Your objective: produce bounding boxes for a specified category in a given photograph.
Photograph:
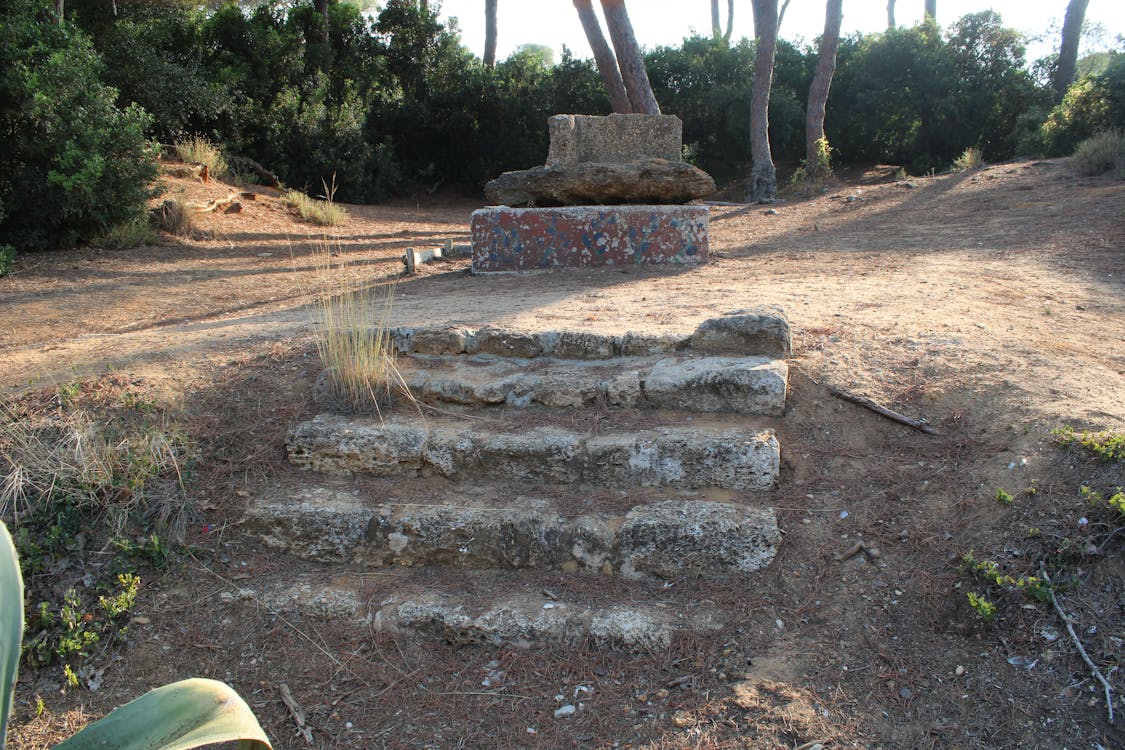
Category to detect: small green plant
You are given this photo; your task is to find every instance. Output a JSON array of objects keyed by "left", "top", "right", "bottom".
[
  {"left": 1080, "top": 484, "right": 1125, "bottom": 516},
  {"left": 1053, "top": 426, "right": 1124, "bottom": 461},
  {"left": 962, "top": 551, "right": 1052, "bottom": 602},
  {"left": 966, "top": 591, "right": 996, "bottom": 622},
  {"left": 284, "top": 189, "right": 347, "bottom": 226},
  {"left": 952, "top": 146, "right": 984, "bottom": 171},
  {"left": 1024, "top": 479, "right": 1039, "bottom": 497},
  {"left": 893, "top": 167, "right": 908, "bottom": 180},
  {"left": 788, "top": 137, "right": 833, "bottom": 191},
  {"left": 173, "top": 136, "right": 227, "bottom": 179},
  {"left": 90, "top": 213, "right": 157, "bottom": 250},
  {"left": 1070, "top": 129, "right": 1125, "bottom": 178},
  {"left": 995, "top": 488, "right": 1013, "bottom": 505},
  {"left": 2, "top": 520, "right": 273, "bottom": 749},
  {"left": 0, "top": 246, "right": 13, "bottom": 276}
]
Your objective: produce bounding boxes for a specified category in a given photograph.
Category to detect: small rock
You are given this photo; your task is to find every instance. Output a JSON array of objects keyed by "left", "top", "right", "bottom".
[
  {"left": 955, "top": 665, "right": 964, "bottom": 676},
  {"left": 764, "top": 208, "right": 779, "bottom": 216},
  {"left": 554, "top": 704, "right": 576, "bottom": 718},
  {"left": 899, "top": 687, "right": 913, "bottom": 700},
  {"left": 671, "top": 710, "right": 694, "bottom": 728}
]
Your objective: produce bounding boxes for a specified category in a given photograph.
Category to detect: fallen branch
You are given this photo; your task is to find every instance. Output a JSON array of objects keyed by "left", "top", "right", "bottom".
[
  {"left": 826, "top": 385, "right": 939, "bottom": 435},
  {"left": 279, "top": 683, "right": 314, "bottom": 745},
  {"left": 228, "top": 155, "right": 280, "bottom": 188},
  {"left": 1040, "top": 569, "right": 1115, "bottom": 725}
]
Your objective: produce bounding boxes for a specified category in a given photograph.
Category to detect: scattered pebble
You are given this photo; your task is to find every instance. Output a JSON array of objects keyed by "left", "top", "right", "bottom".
[
  {"left": 671, "top": 710, "right": 694, "bottom": 728},
  {"left": 554, "top": 704, "right": 576, "bottom": 718},
  {"left": 765, "top": 208, "right": 779, "bottom": 215},
  {"left": 899, "top": 687, "right": 914, "bottom": 700},
  {"left": 955, "top": 665, "right": 965, "bottom": 676}
]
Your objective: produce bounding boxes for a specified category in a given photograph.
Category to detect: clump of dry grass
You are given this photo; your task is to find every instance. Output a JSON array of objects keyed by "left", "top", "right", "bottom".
[
  {"left": 285, "top": 189, "right": 347, "bottom": 226},
  {"left": 1071, "top": 129, "right": 1125, "bottom": 178},
  {"left": 91, "top": 213, "right": 157, "bottom": 249},
  {"left": 150, "top": 198, "right": 197, "bottom": 236},
  {"left": 308, "top": 245, "right": 412, "bottom": 414},
  {"left": 173, "top": 136, "right": 227, "bottom": 178},
  {"left": 0, "top": 392, "right": 193, "bottom": 539}
]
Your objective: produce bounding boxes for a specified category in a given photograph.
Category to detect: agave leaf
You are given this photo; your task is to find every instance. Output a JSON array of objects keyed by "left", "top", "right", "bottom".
[
  {"left": 52, "top": 678, "right": 271, "bottom": 750},
  {"left": 1, "top": 520, "right": 25, "bottom": 748}
]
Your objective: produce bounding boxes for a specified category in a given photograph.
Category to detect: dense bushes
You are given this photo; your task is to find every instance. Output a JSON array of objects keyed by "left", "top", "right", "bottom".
[
  {"left": 0, "top": 0, "right": 158, "bottom": 251},
  {"left": 4, "top": 0, "right": 1122, "bottom": 252}
]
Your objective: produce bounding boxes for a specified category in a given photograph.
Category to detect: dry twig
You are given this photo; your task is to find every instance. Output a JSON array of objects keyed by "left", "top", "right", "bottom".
[{"left": 1040, "top": 569, "right": 1114, "bottom": 725}]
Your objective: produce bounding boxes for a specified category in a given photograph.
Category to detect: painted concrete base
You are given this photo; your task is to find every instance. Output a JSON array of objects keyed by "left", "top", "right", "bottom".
[{"left": 471, "top": 205, "right": 709, "bottom": 273}]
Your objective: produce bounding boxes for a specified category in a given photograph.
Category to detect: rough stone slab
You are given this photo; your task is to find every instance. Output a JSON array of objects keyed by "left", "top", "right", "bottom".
[
  {"left": 691, "top": 306, "right": 793, "bottom": 358},
  {"left": 248, "top": 488, "right": 779, "bottom": 577},
  {"left": 584, "top": 430, "right": 779, "bottom": 490},
  {"left": 373, "top": 592, "right": 722, "bottom": 651},
  {"left": 616, "top": 501, "right": 780, "bottom": 578},
  {"left": 484, "top": 159, "right": 715, "bottom": 207},
  {"left": 288, "top": 416, "right": 779, "bottom": 490},
  {"left": 642, "top": 356, "right": 788, "bottom": 416},
  {"left": 471, "top": 205, "right": 708, "bottom": 274},
  {"left": 546, "top": 114, "right": 683, "bottom": 165}
]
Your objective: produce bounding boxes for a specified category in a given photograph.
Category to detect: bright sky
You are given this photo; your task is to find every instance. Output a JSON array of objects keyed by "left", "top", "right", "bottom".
[{"left": 437, "top": 0, "right": 1123, "bottom": 64}]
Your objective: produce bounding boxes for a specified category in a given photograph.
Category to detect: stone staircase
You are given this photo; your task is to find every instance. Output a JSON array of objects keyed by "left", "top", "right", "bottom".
[{"left": 243, "top": 307, "right": 792, "bottom": 651}]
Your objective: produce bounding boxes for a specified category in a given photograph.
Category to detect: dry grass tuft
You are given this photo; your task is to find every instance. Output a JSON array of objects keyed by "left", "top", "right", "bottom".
[
  {"left": 1071, "top": 129, "right": 1125, "bottom": 178},
  {"left": 952, "top": 146, "right": 984, "bottom": 171},
  {"left": 90, "top": 213, "right": 158, "bottom": 249},
  {"left": 308, "top": 245, "right": 412, "bottom": 415},
  {"left": 285, "top": 189, "right": 348, "bottom": 226},
  {"left": 173, "top": 136, "right": 227, "bottom": 178},
  {"left": 150, "top": 198, "right": 197, "bottom": 236}
]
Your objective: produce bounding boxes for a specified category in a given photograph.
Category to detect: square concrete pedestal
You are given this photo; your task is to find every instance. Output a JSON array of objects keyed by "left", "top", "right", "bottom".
[{"left": 471, "top": 205, "right": 709, "bottom": 274}]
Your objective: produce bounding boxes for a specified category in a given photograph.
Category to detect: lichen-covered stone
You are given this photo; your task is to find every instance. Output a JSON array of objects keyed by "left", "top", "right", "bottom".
[
  {"left": 550, "top": 331, "right": 618, "bottom": 359},
  {"left": 245, "top": 487, "right": 374, "bottom": 561},
  {"left": 286, "top": 416, "right": 427, "bottom": 476},
  {"left": 472, "top": 205, "right": 709, "bottom": 274},
  {"left": 408, "top": 327, "right": 471, "bottom": 355},
  {"left": 469, "top": 326, "right": 544, "bottom": 358},
  {"left": 690, "top": 306, "right": 793, "bottom": 357}
]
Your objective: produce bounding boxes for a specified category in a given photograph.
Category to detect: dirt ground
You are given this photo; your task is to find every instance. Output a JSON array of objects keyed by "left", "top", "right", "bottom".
[{"left": 1, "top": 160, "right": 1123, "bottom": 749}]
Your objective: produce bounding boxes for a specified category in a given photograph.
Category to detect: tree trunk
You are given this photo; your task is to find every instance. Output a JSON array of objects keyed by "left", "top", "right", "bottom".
[
  {"left": 712, "top": 0, "right": 721, "bottom": 39},
  {"left": 725, "top": 0, "right": 734, "bottom": 42},
  {"left": 887, "top": 0, "right": 895, "bottom": 28},
  {"left": 1054, "top": 0, "right": 1089, "bottom": 101},
  {"left": 923, "top": 0, "right": 935, "bottom": 21},
  {"left": 777, "top": 0, "right": 791, "bottom": 35},
  {"left": 313, "top": 0, "right": 330, "bottom": 43},
  {"left": 54, "top": 0, "right": 63, "bottom": 23},
  {"left": 806, "top": 0, "right": 842, "bottom": 173},
  {"left": 600, "top": 0, "right": 660, "bottom": 114},
  {"left": 573, "top": 0, "right": 632, "bottom": 113},
  {"left": 748, "top": 0, "right": 778, "bottom": 202},
  {"left": 483, "top": 0, "right": 498, "bottom": 68}
]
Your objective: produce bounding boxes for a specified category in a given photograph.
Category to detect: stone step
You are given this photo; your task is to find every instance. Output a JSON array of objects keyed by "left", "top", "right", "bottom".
[
  {"left": 220, "top": 568, "right": 727, "bottom": 652},
  {"left": 396, "top": 353, "right": 787, "bottom": 416},
  {"left": 391, "top": 307, "right": 792, "bottom": 360},
  {"left": 245, "top": 481, "right": 779, "bottom": 578},
  {"left": 287, "top": 415, "right": 780, "bottom": 491}
]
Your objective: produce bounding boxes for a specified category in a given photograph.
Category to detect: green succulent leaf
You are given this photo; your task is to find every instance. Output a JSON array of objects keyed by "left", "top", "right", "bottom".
[
  {"left": 52, "top": 678, "right": 271, "bottom": 750},
  {"left": 1, "top": 521, "right": 25, "bottom": 747}
]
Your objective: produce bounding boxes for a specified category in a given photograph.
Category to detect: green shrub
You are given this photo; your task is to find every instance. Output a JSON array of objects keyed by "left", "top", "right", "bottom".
[
  {"left": 174, "top": 137, "right": 228, "bottom": 178},
  {"left": 1070, "top": 129, "right": 1125, "bottom": 177},
  {"left": 953, "top": 146, "right": 984, "bottom": 171},
  {"left": 0, "top": 0, "right": 159, "bottom": 251},
  {"left": 1038, "top": 52, "right": 1125, "bottom": 157}
]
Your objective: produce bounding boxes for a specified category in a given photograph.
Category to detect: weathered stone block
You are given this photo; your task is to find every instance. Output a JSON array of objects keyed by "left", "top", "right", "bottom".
[
  {"left": 485, "top": 159, "right": 714, "bottom": 207},
  {"left": 615, "top": 500, "right": 779, "bottom": 578},
  {"left": 643, "top": 357, "right": 788, "bottom": 415},
  {"left": 471, "top": 205, "right": 709, "bottom": 273},
  {"left": 287, "top": 416, "right": 427, "bottom": 476},
  {"left": 407, "top": 326, "right": 470, "bottom": 355},
  {"left": 469, "top": 326, "right": 544, "bottom": 358},
  {"left": 546, "top": 114, "right": 683, "bottom": 165},
  {"left": 690, "top": 306, "right": 793, "bottom": 357}
]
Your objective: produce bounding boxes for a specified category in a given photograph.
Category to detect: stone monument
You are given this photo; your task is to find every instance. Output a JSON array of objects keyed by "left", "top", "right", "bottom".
[{"left": 471, "top": 114, "right": 715, "bottom": 274}]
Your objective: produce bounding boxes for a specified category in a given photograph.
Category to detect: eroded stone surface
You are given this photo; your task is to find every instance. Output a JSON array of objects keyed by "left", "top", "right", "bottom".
[
  {"left": 691, "top": 306, "right": 793, "bottom": 358},
  {"left": 616, "top": 500, "right": 780, "bottom": 578},
  {"left": 288, "top": 417, "right": 779, "bottom": 490},
  {"left": 245, "top": 486, "right": 373, "bottom": 561},
  {"left": 546, "top": 114, "right": 683, "bottom": 165},
  {"left": 484, "top": 159, "right": 715, "bottom": 207},
  {"left": 472, "top": 205, "right": 709, "bottom": 273},
  {"left": 643, "top": 357, "right": 788, "bottom": 416}
]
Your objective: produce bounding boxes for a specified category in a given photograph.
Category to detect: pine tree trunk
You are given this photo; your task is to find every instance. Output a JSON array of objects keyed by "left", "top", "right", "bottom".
[
  {"left": 600, "top": 0, "right": 661, "bottom": 115},
  {"left": 887, "top": 0, "right": 896, "bottom": 28},
  {"left": 55, "top": 0, "right": 64, "bottom": 23},
  {"left": 748, "top": 0, "right": 778, "bottom": 202},
  {"left": 806, "top": 0, "right": 842, "bottom": 172},
  {"left": 924, "top": 0, "right": 936, "bottom": 21},
  {"left": 712, "top": 0, "right": 721, "bottom": 39},
  {"left": 484, "top": 0, "right": 498, "bottom": 68},
  {"left": 1054, "top": 0, "right": 1089, "bottom": 101},
  {"left": 573, "top": 0, "right": 632, "bottom": 113}
]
